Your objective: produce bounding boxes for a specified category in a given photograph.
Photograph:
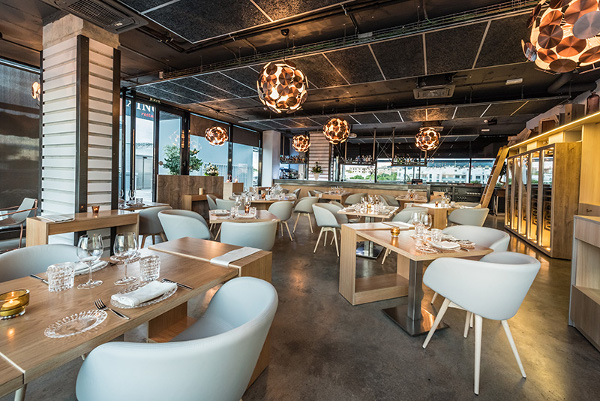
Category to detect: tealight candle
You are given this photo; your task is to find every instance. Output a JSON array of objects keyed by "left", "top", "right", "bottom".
[
  {"left": 2, "top": 299, "right": 20, "bottom": 309},
  {"left": 0, "top": 290, "right": 30, "bottom": 319},
  {"left": 390, "top": 227, "right": 401, "bottom": 238},
  {"left": 91, "top": 205, "right": 100, "bottom": 214}
]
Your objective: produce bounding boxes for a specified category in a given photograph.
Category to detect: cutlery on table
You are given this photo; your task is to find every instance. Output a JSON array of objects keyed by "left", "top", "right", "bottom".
[
  {"left": 94, "top": 298, "right": 129, "bottom": 320},
  {"left": 161, "top": 278, "right": 193, "bottom": 290},
  {"left": 30, "top": 274, "right": 48, "bottom": 285}
]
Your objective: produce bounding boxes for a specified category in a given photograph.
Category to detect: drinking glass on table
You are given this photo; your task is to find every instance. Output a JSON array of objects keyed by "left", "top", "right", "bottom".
[
  {"left": 421, "top": 214, "right": 433, "bottom": 231},
  {"left": 76, "top": 234, "right": 104, "bottom": 289},
  {"left": 113, "top": 232, "right": 138, "bottom": 285}
]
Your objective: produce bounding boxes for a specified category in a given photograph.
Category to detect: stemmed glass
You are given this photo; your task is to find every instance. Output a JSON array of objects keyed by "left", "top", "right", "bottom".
[
  {"left": 77, "top": 234, "right": 104, "bottom": 289},
  {"left": 113, "top": 232, "right": 138, "bottom": 285},
  {"left": 421, "top": 214, "right": 433, "bottom": 231}
]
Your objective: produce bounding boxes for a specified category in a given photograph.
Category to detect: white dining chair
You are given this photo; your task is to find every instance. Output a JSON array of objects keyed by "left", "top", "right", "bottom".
[
  {"left": 292, "top": 197, "right": 318, "bottom": 233},
  {"left": 206, "top": 194, "right": 218, "bottom": 210},
  {"left": 380, "top": 207, "right": 428, "bottom": 264},
  {"left": 158, "top": 210, "right": 211, "bottom": 240},
  {"left": 448, "top": 208, "right": 490, "bottom": 226},
  {"left": 312, "top": 204, "right": 342, "bottom": 256},
  {"left": 456, "top": 202, "right": 481, "bottom": 208},
  {"left": 268, "top": 201, "right": 294, "bottom": 241},
  {"left": 0, "top": 198, "right": 37, "bottom": 248},
  {"left": 380, "top": 194, "right": 399, "bottom": 207},
  {"left": 0, "top": 244, "right": 79, "bottom": 282},
  {"left": 422, "top": 252, "right": 541, "bottom": 395},
  {"left": 292, "top": 188, "right": 301, "bottom": 199},
  {"left": 344, "top": 193, "right": 366, "bottom": 205},
  {"left": 220, "top": 221, "right": 277, "bottom": 251},
  {"left": 216, "top": 198, "right": 236, "bottom": 210},
  {"left": 76, "top": 277, "right": 278, "bottom": 401},
  {"left": 138, "top": 206, "right": 172, "bottom": 247}
]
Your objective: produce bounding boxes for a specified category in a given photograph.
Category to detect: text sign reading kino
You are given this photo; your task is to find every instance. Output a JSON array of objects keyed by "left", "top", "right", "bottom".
[{"left": 126, "top": 99, "right": 155, "bottom": 121}]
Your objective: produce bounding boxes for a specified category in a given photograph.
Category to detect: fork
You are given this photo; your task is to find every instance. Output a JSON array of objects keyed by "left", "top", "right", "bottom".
[
  {"left": 161, "top": 278, "right": 193, "bottom": 290},
  {"left": 94, "top": 299, "right": 129, "bottom": 320}
]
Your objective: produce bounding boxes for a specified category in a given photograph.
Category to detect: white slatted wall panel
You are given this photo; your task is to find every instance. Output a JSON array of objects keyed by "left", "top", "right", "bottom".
[{"left": 309, "top": 132, "right": 330, "bottom": 180}]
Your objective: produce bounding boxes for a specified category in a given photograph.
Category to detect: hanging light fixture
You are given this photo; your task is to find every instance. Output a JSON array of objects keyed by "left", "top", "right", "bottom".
[
  {"left": 323, "top": 118, "right": 349, "bottom": 144},
  {"left": 415, "top": 127, "right": 440, "bottom": 151},
  {"left": 31, "top": 82, "right": 40, "bottom": 100},
  {"left": 292, "top": 134, "right": 310, "bottom": 152},
  {"left": 257, "top": 60, "right": 308, "bottom": 114},
  {"left": 205, "top": 126, "right": 228, "bottom": 146},
  {"left": 524, "top": 0, "right": 600, "bottom": 73}
]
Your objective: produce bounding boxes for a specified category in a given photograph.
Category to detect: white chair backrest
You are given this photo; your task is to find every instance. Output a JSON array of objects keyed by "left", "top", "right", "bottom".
[
  {"left": 7, "top": 198, "right": 37, "bottom": 225},
  {"left": 442, "top": 226, "right": 510, "bottom": 251},
  {"left": 76, "top": 277, "right": 278, "bottom": 401},
  {"left": 381, "top": 194, "right": 399, "bottom": 207},
  {"left": 206, "top": 194, "right": 217, "bottom": 210},
  {"left": 220, "top": 221, "right": 277, "bottom": 251},
  {"left": 312, "top": 204, "right": 341, "bottom": 228},
  {"left": 216, "top": 199, "right": 236, "bottom": 210},
  {"left": 345, "top": 193, "right": 366, "bottom": 205},
  {"left": 158, "top": 210, "right": 210, "bottom": 241},
  {"left": 378, "top": 195, "right": 389, "bottom": 206},
  {"left": 0, "top": 244, "right": 79, "bottom": 282},
  {"left": 392, "top": 207, "right": 427, "bottom": 223},
  {"left": 268, "top": 201, "right": 294, "bottom": 221},
  {"left": 456, "top": 202, "right": 480, "bottom": 208},
  {"left": 292, "top": 188, "right": 301, "bottom": 199},
  {"left": 293, "top": 197, "right": 318, "bottom": 213},
  {"left": 448, "top": 208, "right": 490, "bottom": 226},
  {"left": 424, "top": 252, "right": 540, "bottom": 320},
  {"left": 139, "top": 206, "right": 172, "bottom": 235}
]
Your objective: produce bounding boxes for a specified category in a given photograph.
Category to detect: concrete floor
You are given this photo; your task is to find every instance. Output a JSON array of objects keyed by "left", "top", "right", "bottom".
[{"left": 2, "top": 215, "right": 600, "bottom": 400}]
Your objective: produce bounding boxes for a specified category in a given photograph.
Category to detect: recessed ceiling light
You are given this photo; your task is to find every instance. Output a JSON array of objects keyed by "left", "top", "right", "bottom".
[
  {"left": 506, "top": 78, "right": 523, "bottom": 85},
  {"left": 481, "top": 128, "right": 490, "bottom": 132}
]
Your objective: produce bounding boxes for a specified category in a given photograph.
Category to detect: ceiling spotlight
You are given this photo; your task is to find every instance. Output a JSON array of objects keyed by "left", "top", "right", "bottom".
[
  {"left": 415, "top": 127, "right": 440, "bottom": 151},
  {"left": 292, "top": 134, "right": 310, "bottom": 152},
  {"left": 323, "top": 118, "right": 350, "bottom": 144},
  {"left": 205, "top": 126, "right": 228, "bottom": 146},
  {"left": 524, "top": 0, "right": 600, "bottom": 73},
  {"left": 257, "top": 60, "right": 308, "bottom": 114}
]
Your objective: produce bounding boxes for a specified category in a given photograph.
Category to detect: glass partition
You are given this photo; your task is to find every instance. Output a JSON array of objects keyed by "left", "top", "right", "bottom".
[
  {"left": 189, "top": 134, "right": 229, "bottom": 177},
  {"left": 232, "top": 143, "right": 259, "bottom": 188},
  {"left": 506, "top": 158, "right": 513, "bottom": 227},
  {"left": 513, "top": 156, "right": 521, "bottom": 230},
  {"left": 157, "top": 111, "right": 182, "bottom": 176},
  {"left": 133, "top": 102, "right": 156, "bottom": 201},
  {"left": 520, "top": 154, "right": 529, "bottom": 236},
  {"left": 541, "top": 147, "right": 554, "bottom": 250},
  {"left": 530, "top": 151, "right": 540, "bottom": 243}
]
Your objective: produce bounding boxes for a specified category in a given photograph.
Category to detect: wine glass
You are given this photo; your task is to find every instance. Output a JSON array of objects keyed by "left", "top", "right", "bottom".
[
  {"left": 421, "top": 214, "right": 433, "bottom": 231},
  {"left": 113, "top": 232, "right": 138, "bottom": 285},
  {"left": 77, "top": 234, "right": 104, "bottom": 289},
  {"left": 128, "top": 189, "right": 135, "bottom": 202}
]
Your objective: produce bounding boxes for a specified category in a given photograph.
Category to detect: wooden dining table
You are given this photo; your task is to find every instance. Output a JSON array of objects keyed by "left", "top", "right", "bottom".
[
  {"left": 0, "top": 242, "right": 272, "bottom": 399},
  {"left": 209, "top": 210, "right": 280, "bottom": 225},
  {"left": 339, "top": 223, "right": 492, "bottom": 336},
  {"left": 318, "top": 192, "right": 350, "bottom": 203},
  {"left": 416, "top": 203, "right": 463, "bottom": 229},
  {"left": 338, "top": 206, "right": 398, "bottom": 258}
]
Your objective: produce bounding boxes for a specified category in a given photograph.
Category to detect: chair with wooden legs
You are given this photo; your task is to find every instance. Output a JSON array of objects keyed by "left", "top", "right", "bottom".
[
  {"left": 344, "top": 193, "right": 366, "bottom": 205},
  {"left": 312, "top": 204, "right": 342, "bottom": 256},
  {"left": 292, "top": 197, "right": 318, "bottom": 233},
  {"left": 422, "top": 252, "right": 540, "bottom": 395},
  {"left": 268, "top": 201, "right": 294, "bottom": 241},
  {"left": 138, "top": 206, "right": 172, "bottom": 247},
  {"left": 448, "top": 208, "right": 490, "bottom": 226}
]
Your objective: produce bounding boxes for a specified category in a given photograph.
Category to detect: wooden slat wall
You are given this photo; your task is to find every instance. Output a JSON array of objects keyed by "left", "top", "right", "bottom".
[{"left": 309, "top": 131, "right": 330, "bottom": 180}]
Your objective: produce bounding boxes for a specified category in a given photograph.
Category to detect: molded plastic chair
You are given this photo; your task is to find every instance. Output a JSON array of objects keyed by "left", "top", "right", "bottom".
[
  {"left": 344, "top": 193, "right": 366, "bottom": 205},
  {"left": 422, "top": 252, "right": 540, "bottom": 395},
  {"left": 312, "top": 204, "right": 342, "bottom": 256},
  {"left": 448, "top": 208, "right": 489, "bottom": 226},
  {"left": 293, "top": 197, "right": 318, "bottom": 233},
  {"left": 268, "top": 201, "right": 294, "bottom": 241},
  {"left": 220, "top": 221, "right": 277, "bottom": 251},
  {"left": 0, "top": 244, "right": 79, "bottom": 282},
  {"left": 0, "top": 198, "right": 37, "bottom": 248},
  {"left": 216, "top": 199, "right": 236, "bottom": 210},
  {"left": 381, "top": 207, "right": 428, "bottom": 264},
  {"left": 206, "top": 194, "right": 217, "bottom": 210},
  {"left": 139, "top": 206, "right": 172, "bottom": 247},
  {"left": 158, "top": 210, "right": 211, "bottom": 241},
  {"left": 292, "top": 188, "right": 301, "bottom": 199},
  {"left": 380, "top": 194, "right": 399, "bottom": 207},
  {"left": 456, "top": 202, "right": 481, "bottom": 208},
  {"left": 76, "top": 277, "right": 278, "bottom": 401}
]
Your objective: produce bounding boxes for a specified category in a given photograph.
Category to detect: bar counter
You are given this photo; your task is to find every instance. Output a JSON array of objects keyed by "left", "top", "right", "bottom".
[{"left": 274, "top": 179, "right": 430, "bottom": 199}]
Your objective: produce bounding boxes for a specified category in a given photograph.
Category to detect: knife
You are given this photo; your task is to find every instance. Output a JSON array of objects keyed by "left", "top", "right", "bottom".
[
  {"left": 30, "top": 274, "right": 48, "bottom": 285},
  {"left": 162, "top": 278, "right": 193, "bottom": 290}
]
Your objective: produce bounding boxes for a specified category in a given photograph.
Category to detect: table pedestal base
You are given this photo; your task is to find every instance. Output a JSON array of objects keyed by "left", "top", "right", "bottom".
[
  {"left": 356, "top": 242, "right": 384, "bottom": 259},
  {"left": 382, "top": 305, "right": 448, "bottom": 336}
]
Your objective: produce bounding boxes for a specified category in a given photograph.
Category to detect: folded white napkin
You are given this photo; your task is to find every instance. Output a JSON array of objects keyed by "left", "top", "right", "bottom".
[
  {"left": 430, "top": 241, "right": 460, "bottom": 250},
  {"left": 111, "top": 280, "right": 177, "bottom": 307},
  {"left": 210, "top": 247, "right": 261, "bottom": 268},
  {"left": 74, "top": 260, "right": 107, "bottom": 274}
]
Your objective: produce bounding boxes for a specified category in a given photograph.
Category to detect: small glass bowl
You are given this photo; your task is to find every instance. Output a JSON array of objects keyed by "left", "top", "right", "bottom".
[{"left": 0, "top": 290, "right": 30, "bottom": 319}]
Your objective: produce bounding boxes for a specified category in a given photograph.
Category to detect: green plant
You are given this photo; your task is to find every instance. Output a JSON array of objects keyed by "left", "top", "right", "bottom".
[
  {"left": 161, "top": 145, "right": 203, "bottom": 175},
  {"left": 311, "top": 162, "right": 323, "bottom": 174}
]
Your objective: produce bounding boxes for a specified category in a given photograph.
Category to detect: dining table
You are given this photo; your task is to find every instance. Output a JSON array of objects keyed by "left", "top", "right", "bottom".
[
  {"left": 118, "top": 201, "right": 170, "bottom": 211},
  {"left": 395, "top": 196, "right": 428, "bottom": 209},
  {"left": 209, "top": 210, "right": 280, "bottom": 226},
  {"left": 318, "top": 192, "right": 350, "bottom": 203},
  {"left": 415, "top": 203, "right": 466, "bottom": 229},
  {"left": 0, "top": 241, "right": 273, "bottom": 399},
  {"left": 337, "top": 205, "right": 398, "bottom": 258}
]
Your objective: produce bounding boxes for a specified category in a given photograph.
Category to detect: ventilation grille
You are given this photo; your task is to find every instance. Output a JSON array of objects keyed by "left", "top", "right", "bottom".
[
  {"left": 49, "top": 0, "right": 147, "bottom": 33},
  {"left": 413, "top": 85, "right": 455, "bottom": 99}
]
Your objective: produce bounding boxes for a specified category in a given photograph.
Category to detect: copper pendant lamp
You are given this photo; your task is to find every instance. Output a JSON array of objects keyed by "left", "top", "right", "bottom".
[
  {"left": 292, "top": 134, "right": 310, "bottom": 152},
  {"left": 205, "top": 126, "right": 228, "bottom": 146},
  {"left": 257, "top": 60, "right": 308, "bottom": 114},
  {"left": 323, "top": 118, "right": 350, "bottom": 145},
  {"left": 415, "top": 127, "right": 440, "bottom": 151}
]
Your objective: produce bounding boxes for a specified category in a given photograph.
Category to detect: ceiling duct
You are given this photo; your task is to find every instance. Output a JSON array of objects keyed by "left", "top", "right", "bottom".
[
  {"left": 413, "top": 74, "right": 455, "bottom": 100},
  {"left": 43, "top": 0, "right": 147, "bottom": 33}
]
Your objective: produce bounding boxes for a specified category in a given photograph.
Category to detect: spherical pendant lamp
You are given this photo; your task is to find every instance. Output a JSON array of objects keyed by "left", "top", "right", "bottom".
[
  {"left": 205, "top": 126, "right": 228, "bottom": 146},
  {"left": 292, "top": 134, "right": 310, "bottom": 152},
  {"left": 257, "top": 60, "right": 308, "bottom": 114},
  {"left": 323, "top": 118, "right": 349, "bottom": 144},
  {"left": 524, "top": 0, "right": 600, "bottom": 73},
  {"left": 415, "top": 127, "right": 440, "bottom": 151}
]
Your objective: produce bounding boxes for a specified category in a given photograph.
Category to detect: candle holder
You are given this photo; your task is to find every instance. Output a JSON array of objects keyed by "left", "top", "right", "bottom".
[
  {"left": 390, "top": 227, "right": 401, "bottom": 238},
  {"left": 198, "top": 188, "right": 204, "bottom": 195},
  {"left": 0, "top": 290, "right": 30, "bottom": 319},
  {"left": 91, "top": 205, "right": 100, "bottom": 214}
]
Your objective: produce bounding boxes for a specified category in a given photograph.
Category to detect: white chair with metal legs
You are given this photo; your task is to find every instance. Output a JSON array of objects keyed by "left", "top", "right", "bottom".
[
  {"left": 220, "top": 221, "right": 277, "bottom": 251},
  {"left": 448, "top": 207, "right": 489, "bottom": 226},
  {"left": 312, "top": 204, "right": 342, "bottom": 256},
  {"left": 381, "top": 207, "right": 427, "bottom": 264},
  {"left": 76, "top": 277, "right": 278, "bottom": 401},
  {"left": 158, "top": 210, "right": 211, "bottom": 241},
  {"left": 422, "top": 252, "right": 540, "bottom": 395},
  {"left": 0, "top": 244, "right": 79, "bottom": 282},
  {"left": 216, "top": 199, "right": 236, "bottom": 210},
  {"left": 268, "top": 201, "right": 294, "bottom": 241},
  {"left": 0, "top": 198, "right": 37, "bottom": 249},
  {"left": 344, "top": 193, "right": 366, "bottom": 205},
  {"left": 292, "top": 197, "right": 318, "bottom": 233},
  {"left": 139, "top": 206, "right": 172, "bottom": 247}
]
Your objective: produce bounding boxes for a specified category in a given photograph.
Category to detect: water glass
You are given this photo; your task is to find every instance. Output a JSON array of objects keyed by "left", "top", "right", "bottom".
[
  {"left": 421, "top": 214, "right": 433, "bottom": 230},
  {"left": 250, "top": 207, "right": 257, "bottom": 217},
  {"left": 139, "top": 255, "right": 160, "bottom": 282},
  {"left": 230, "top": 206, "right": 237, "bottom": 217},
  {"left": 47, "top": 262, "right": 75, "bottom": 292},
  {"left": 431, "top": 229, "right": 443, "bottom": 243}
]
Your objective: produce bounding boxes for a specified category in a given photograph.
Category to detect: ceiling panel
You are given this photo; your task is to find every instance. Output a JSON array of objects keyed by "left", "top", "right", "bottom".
[
  {"left": 137, "top": 85, "right": 196, "bottom": 104},
  {"left": 425, "top": 107, "right": 456, "bottom": 121},
  {"left": 515, "top": 98, "right": 565, "bottom": 115},
  {"left": 425, "top": 23, "right": 487, "bottom": 75},
  {"left": 118, "top": 0, "right": 166, "bottom": 13},
  {"left": 483, "top": 101, "right": 523, "bottom": 117},
  {"left": 454, "top": 104, "right": 489, "bottom": 119},
  {"left": 220, "top": 66, "right": 261, "bottom": 90},
  {"left": 370, "top": 36, "right": 425, "bottom": 80},
  {"left": 150, "top": 80, "right": 215, "bottom": 102},
  {"left": 401, "top": 109, "right": 427, "bottom": 122},
  {"left": 350, "top": 113, "right": 380, "bottom": 124},
  {"left": 475, "top": 14, "right": 530, "bottom": 68},
  {"left": 292, "top": 54, "right": 347, "bottom": 88},
  {"left": 252, "top": 0, "right": 344, "bottom": 21},
  {"left": 174, "top": 77, "right": 236, "bottom": 100},
  {"left": 199, "top": 73, "right": 257, "bottom": 97},
  {"left": 325, "top": 45, "right": 384, "bottom": 84},
  {"left": 375, "top": 111, "right": 403, "bottom": 123}
]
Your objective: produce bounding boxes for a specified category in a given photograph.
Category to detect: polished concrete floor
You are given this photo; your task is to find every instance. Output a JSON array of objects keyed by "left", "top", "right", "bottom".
[{"left": 2, "top": 215, "right": 600, "bottom": 400}]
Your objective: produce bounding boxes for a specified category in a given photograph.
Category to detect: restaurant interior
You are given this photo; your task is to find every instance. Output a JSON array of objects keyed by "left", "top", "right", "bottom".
[{"left": 1, "top": 0, "right": 600, "bottom": 400}]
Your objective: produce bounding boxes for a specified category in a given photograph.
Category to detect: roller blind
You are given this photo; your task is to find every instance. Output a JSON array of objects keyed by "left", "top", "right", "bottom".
[
  {"left": 232, "top": 125, "right": 260, "bottom": 147},
  {"left": 190, "top": 114, "right": 228, "bottom": 137}
]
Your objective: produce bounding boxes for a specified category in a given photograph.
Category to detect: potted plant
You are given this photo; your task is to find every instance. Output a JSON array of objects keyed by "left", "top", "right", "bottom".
[
  {"left": 160, "top": 145, "right": 203, "bottom": 175},
  {"left": 204, "top": 163, "right": 219, "bottom": 177},
  {"left": 311, "top": 162, "right": 323, "bottom": 181}
]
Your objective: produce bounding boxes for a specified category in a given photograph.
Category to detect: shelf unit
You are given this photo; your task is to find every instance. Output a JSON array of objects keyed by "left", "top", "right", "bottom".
[
  {"left": 570, "top": 216, "right": 600, "bottom": 352},
  {"left": 504, "top": 142, "right": 581, "bottom": 259}
]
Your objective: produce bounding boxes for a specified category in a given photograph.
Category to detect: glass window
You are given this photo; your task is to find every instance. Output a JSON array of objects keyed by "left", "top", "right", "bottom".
[
  {"left": 134, "top": 102, "right": 155, "bottom": 201},
  {"left": 341, "top": 164, "right": 375, "bottom": 182},
  {"left": 157, "top": 111, "right": 182, "bottom": 176},
  {"left": 420, "top": 159, "right": 470, "bottom": 183},
  {"left": 470, "top": 159, "right": 494, "bottom": 184},
  {"left": 232, "top": 143, "right": 259, "bottom": 188},
  {"left": 190, "top": 134, "right": 229, "bottom": 177}
]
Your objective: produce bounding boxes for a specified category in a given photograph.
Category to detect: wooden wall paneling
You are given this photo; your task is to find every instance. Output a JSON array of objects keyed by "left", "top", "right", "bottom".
[{"left": 156, "top": 176, "right": 224, "bottom": 217}]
